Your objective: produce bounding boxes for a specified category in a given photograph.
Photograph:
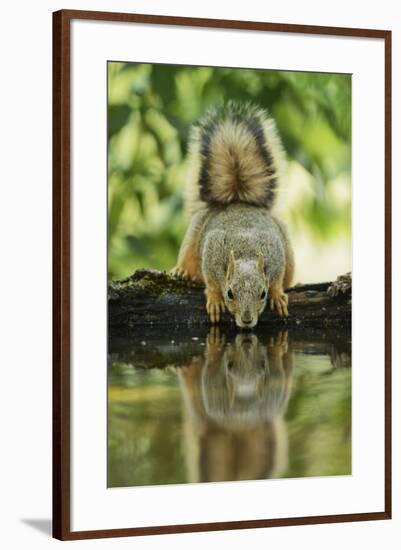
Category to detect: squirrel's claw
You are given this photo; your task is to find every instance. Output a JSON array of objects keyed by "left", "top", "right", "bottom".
[
  {"left": 171, "top": 266, "right": 193, "bottom": 280},
  {"left": 270, "top": 291, "right": 289, "bottom": 317},
  {"left": 206, "top": 296, "right": 225, "bottom": 324}
]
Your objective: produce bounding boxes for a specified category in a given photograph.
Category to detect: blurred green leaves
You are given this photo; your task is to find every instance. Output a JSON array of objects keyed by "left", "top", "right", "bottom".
[{"left": 108, "top": 62, "right": 351, "bottom": 281}]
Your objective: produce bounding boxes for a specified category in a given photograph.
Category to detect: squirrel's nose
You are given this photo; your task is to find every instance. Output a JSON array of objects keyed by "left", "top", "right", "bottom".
[{"left": 241, "top": 312, "right": 252, "bottom": 325}]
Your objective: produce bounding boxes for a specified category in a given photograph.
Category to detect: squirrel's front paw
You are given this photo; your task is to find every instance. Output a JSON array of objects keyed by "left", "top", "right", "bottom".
[
  {"left": 206, "top": 293, "right": 225, "bottom": 324},
  {"left": 269, "top": 289, "right": 289, "bottom": 317},
  {"left": 171, "top": 266, "right": 193, "bottom": 281}
]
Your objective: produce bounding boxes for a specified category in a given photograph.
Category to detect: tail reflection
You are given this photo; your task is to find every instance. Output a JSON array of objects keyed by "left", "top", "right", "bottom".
[{"left": 178, "top": 328, "right": 293, "bottom": 483}]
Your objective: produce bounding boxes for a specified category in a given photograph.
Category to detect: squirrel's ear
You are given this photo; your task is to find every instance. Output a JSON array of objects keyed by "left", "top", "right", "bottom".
[
  {"left": 226, "top": 250, "right": 236, "bottom": 280},
  {"left": 257, "top": 252, "right": 266, "bottom": 276}
]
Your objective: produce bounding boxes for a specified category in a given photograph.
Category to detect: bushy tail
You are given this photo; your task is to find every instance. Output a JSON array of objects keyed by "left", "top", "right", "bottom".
[{"left": 186, "top": 101, "right": 284, "bottom": 214}]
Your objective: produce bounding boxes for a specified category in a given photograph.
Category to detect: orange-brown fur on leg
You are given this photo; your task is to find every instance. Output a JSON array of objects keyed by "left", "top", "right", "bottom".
[
  {"left": 172, "top": 241, "right": 201, "bottom": 281},
  {"left": 171, "top": 209, "right": 209, "bottom": 282},
  {"left": 271, "top": 215, "right": 294, "bottom": 290},
  {"left": 283, "top": 239, "right": 295, "bottom": 290},
  {"left": 205, "top": 277, "right": 225, "bottom": 324},
  {"left": 269, "top": 269, "right": 289, "bottom": 317}
]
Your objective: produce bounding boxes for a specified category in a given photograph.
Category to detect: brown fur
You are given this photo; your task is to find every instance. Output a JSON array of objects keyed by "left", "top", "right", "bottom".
[
  {"left": 207, "top": 120, "right": 272, "bottom": 204},
  {"left": 186, "top": 102, "right": 285, "bottom": 213}
]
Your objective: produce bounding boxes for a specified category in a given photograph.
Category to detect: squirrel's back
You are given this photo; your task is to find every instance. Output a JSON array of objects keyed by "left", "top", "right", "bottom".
[{"left": 186, "top": 101, "right": 284, "bottom": 214}]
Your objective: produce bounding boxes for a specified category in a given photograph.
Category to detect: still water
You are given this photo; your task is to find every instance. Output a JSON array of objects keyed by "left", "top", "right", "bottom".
[{"left": 108, "top": 328, "right": 351, "bottom": 487}]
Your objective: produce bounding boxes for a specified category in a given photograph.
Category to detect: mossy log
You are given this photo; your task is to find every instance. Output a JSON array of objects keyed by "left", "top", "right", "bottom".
[{"left": 108, "top": 269, "right": 351, "bottom": 331}]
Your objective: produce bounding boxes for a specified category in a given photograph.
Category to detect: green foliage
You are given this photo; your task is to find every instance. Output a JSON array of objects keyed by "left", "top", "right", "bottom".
[{"left": 108, "top": 62, "right": 351, "bottom": 281}]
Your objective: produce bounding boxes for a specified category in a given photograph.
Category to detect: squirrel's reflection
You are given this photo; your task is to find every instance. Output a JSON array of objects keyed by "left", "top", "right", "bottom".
[{"left": 178, "top": 328, "right": 293, "bottom": 483}]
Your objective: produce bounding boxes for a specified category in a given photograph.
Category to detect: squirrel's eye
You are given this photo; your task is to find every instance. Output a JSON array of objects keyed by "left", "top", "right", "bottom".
[
  {"left": 260, "top": 290, "right": 267, "bottom": 300},
  {"left": 227, "top": 289, "right": 234, "bottom": 300},
  {"left": 227, "top": 360, "right": 234, "bottom": 370}
]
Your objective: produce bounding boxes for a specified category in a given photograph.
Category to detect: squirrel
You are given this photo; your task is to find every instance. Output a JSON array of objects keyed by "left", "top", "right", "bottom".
[{"left": 172, "top": 101, "right": 294, "bottom": 328}]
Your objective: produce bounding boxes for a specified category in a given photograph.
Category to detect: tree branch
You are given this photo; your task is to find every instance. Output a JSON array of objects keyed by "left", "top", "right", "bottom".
[{"left": 108, "top": 270, "right": 351, "bottom": 330}]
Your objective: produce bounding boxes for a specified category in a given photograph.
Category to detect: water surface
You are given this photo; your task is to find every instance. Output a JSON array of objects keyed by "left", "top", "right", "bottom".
[{"left": 108, "top": 327, "right": 351, "bottom": 487}]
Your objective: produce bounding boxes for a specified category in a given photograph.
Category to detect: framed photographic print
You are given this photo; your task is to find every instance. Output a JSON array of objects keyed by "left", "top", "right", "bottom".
[{"left": 53, "top": 9, "right": 392, "bottom": 540}]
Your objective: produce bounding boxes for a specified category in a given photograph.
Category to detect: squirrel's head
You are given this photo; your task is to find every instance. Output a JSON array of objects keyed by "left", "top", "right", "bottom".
[{"left": 224, "top": 250, "right": 268, "bottom": 329}]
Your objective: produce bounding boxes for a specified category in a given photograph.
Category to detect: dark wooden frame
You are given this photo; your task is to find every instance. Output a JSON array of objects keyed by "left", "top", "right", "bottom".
[{"left": 53, "top": 9, "right": 392, "bottom": 541}]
